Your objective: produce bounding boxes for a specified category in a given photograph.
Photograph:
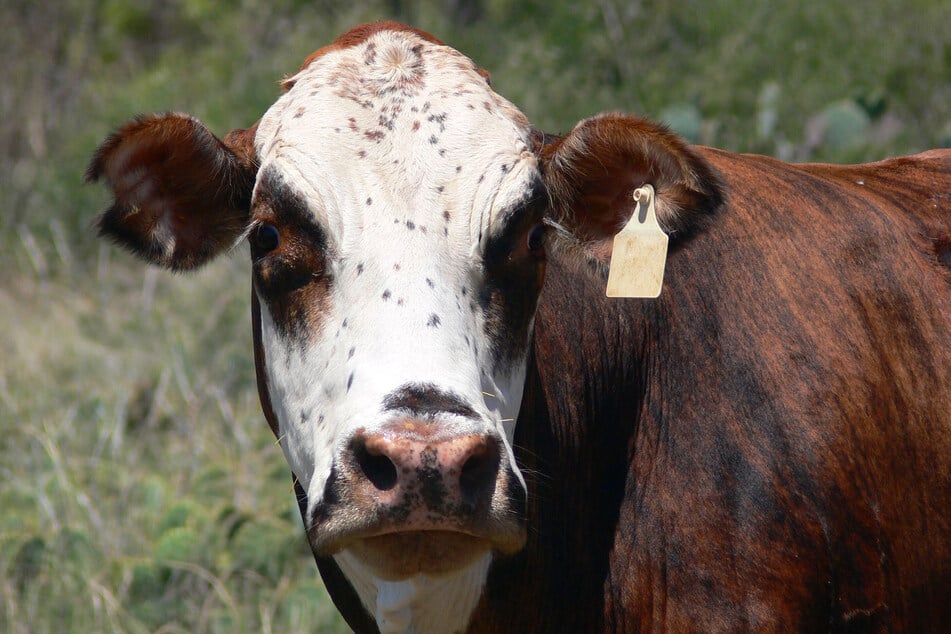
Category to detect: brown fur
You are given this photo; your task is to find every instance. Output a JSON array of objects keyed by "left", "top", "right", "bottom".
[
  {"left": 463, "top": 136, "right": 951, "bottom": 632},
  {"left": 86, "top": 113, "right": 256, "bottom": 271},
  {"left": 541, "top": 113, "right": 725, "bottom": 250},
  {"left": 249, "top": 168, "right": 333, "bottom": 341}
]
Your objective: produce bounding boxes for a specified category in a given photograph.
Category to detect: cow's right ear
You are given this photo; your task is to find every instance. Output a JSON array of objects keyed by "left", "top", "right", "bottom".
[{"left": 85, "top": 113, "right": 259, "bottom": 271}]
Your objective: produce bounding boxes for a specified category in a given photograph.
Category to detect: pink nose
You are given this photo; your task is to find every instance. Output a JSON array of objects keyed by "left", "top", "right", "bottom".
[{"left": 347, "top": 424, "right": 502, "bottom": 516}]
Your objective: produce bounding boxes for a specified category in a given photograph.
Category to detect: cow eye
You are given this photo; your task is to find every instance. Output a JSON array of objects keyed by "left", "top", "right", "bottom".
[
  {"left": 253, "top": 224, "right": 281, "bottom": 254},
  {"left": 527, "top": 223, "right": 546, "bottom": 252}
]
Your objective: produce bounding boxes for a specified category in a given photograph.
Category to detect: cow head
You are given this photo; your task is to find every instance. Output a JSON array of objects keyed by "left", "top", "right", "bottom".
[{"left": 87, "top": 22, "right": 721, "bottom": 633}]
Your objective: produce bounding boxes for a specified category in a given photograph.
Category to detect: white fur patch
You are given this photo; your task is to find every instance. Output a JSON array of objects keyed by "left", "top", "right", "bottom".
[
  {"left": 252, "top": 28, "right": 538, "bottom": 632},
  {"left": 336, "top": 549, "right": 492, "bottom": 634}
]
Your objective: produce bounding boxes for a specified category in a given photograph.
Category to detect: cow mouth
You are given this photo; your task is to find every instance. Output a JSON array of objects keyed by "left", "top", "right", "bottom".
[{"left": 347, "top": 530, "right": 491, "bottom": 580}]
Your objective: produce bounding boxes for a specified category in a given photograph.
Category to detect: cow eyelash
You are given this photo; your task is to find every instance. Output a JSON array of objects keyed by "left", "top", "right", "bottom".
[
  {"left": 250, "top": 221, "right": 281, "bottom": 255},
  {"left": 527, "top": 223, "right": 547, "bottom": 252}
]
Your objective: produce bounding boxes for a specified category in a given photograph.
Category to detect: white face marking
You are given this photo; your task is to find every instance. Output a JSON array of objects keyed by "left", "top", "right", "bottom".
[{"left": 250, "top": 28, "right": 541, "bottom": 629}]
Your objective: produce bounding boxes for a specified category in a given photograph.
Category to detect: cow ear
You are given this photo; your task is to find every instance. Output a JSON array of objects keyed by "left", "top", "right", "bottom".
[
  {"left": 539, "top": 113, "right": 724, "bottom": 262},
  {"left": 85, "top": 113, "right": 259, "bottom": 271}
]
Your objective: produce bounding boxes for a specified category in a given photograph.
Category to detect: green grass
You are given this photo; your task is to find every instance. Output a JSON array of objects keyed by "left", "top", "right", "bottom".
[
  {"left": 1, "top": 1, "right": 949, "bottom": 631},
  {"left": 0, "top": 249, "right": 348, "bottom": 633}
]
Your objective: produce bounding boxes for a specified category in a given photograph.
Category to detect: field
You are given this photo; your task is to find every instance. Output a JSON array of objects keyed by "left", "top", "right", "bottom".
[{"left": 1, "top": 1, "right": 948, "bottom": 632}]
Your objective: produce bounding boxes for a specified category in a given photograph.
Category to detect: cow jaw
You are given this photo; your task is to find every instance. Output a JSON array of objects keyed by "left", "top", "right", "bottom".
[{"left": 248, "top": 25, "right": 540, "bottom": 628}]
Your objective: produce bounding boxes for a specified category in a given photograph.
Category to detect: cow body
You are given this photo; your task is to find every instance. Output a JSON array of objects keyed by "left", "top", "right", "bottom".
[
  {"left": 87, "top": 22, "right": 951, "bottom": 633},
  {"left": 466, "top": 149, "right": 951, "bottom": 632}
]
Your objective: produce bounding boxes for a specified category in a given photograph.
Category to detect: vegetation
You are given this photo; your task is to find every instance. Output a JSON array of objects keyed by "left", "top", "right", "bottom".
[{"left": 1, "top": 1, "right": 948, "bottom": 632}]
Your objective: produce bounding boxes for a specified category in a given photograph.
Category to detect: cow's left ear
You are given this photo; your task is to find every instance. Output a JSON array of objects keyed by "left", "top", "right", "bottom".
[
  {"left": 85, "top": 113, "right": 259, "bottom": 271},
  {"left": 539, "top": 113, "right": 724, "bottom": 262}
]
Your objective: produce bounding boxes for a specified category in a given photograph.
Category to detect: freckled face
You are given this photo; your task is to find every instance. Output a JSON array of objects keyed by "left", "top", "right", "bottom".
[{"left": 249, "top": 29, "right": 545, "bottom": 525}]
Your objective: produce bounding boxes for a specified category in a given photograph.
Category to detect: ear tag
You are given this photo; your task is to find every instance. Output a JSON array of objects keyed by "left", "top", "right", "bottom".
[{"left": 605, "top": 184, "right": 669, "bottom": 298}]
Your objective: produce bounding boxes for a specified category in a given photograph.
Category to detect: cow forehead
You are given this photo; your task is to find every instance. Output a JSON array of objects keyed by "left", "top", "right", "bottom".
[{"left": 253, "top": 28, "right": 537, "bottom": 240}]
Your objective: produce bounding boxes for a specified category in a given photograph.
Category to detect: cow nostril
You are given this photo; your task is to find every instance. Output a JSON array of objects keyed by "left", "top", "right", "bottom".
[
  {"left": 459, "top": 442, "right": 500, "bottom": 502},
  {"left": 355, "top": 443, "right": 399, "bottom": 491}
]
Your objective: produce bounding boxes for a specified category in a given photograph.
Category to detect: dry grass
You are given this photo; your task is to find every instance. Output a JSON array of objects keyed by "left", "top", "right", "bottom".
[{"left": 0, "top": 233, "right": 348, "bottom": 633}]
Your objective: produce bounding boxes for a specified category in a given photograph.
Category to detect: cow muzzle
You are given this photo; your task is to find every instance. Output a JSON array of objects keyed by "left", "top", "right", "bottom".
[{"left": 309, "top": 420, "right": 527, "bottom": 579}]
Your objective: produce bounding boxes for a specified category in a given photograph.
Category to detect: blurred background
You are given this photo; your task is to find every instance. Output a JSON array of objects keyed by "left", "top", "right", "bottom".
[{"left": 1, "top": 1, "right": 948, "bottom": 632}]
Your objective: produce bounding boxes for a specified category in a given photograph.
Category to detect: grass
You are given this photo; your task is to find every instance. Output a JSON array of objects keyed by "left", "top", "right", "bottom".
[{"left": 0, "top": 241, "right": 349, "bottom": 633}]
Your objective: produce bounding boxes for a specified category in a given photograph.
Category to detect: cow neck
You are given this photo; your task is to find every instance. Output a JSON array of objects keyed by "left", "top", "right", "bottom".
[{"left": 473, "top": 252, "right": 654, "bottom": 631}]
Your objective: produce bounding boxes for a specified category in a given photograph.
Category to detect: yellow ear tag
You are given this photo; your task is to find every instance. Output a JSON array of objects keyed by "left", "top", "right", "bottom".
[{"left": 605, "top": 184, "right": 669, "bottom": 298}]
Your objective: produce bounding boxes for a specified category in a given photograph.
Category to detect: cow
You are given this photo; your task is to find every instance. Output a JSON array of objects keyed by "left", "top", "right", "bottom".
[{"left": 86, "top": 21, "right": 951, "bottom": 634}]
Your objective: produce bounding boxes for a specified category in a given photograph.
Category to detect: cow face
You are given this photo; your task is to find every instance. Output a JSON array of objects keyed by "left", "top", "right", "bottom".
[
  {"left": 88, "top": 21, "right": 722, "bottom": 633},
  {"left": 248, "top": 26, "right": 541, "bottom": 578}
]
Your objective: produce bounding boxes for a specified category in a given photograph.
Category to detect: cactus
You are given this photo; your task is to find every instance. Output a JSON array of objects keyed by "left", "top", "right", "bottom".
[{"left": 819, "top": 99, "right": 871, "bottom": 149}]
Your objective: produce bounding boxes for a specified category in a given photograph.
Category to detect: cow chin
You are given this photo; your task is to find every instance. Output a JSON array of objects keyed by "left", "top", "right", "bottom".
[{"left": 348, "top": 531, "right": 490, "bottom": 580}]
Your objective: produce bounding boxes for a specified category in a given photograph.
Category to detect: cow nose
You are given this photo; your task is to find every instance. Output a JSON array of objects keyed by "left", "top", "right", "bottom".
[{"left": 349, "top": 426, "right": 502, "bottom": 509}]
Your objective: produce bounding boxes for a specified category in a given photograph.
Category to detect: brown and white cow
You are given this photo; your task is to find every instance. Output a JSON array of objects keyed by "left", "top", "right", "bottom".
[{"left": 87, "top": 22, "right": 951, "bottom": 633}]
